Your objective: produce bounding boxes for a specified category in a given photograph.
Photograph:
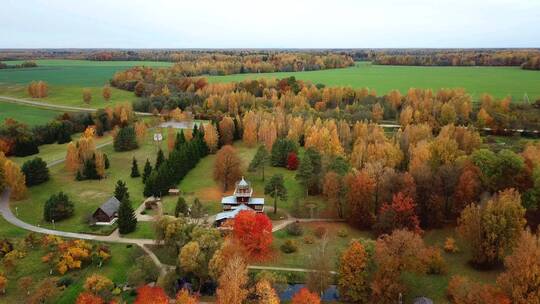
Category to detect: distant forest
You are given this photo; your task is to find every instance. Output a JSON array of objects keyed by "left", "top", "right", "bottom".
[{"left": 1, "top": 49, "right": 539, "bottom": 70}]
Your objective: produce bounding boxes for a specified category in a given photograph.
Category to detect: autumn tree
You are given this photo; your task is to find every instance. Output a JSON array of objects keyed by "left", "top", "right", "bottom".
[
  {"left": 213, "top": 145, "right": 242, "bottom": 191},
  {"left": 242, "top": 111, "right": 258, "bottom": 146},
  {"left": 323, "top": 171, "right": 345, "bottom": 218},
  {"left": 175, "top": 289, "right": 198, "bottom": 304},
  {"left": 233, "top": 210, "right": 273, "bottom": 260},
  {"left": 453, "top": 161, "right": 482, "bottom": 216},
  {"left": 76, "top": 292, "right": 104, "bottom": 304},
  {"left": 27, "top": 278, "right": 59, "bottom": 304},
  {"left": 291, "top": 288, "right": 321, "bottom": 304},
  {"left": 84, "top": 274, "right": 113, "bottom": 297},
  {"left": 134, "top": 286, "right": 169, "bottom": 304},
  {"left": 264, "top": 174, "right": 287, "bottom": 214},
  {"left": 0, "top": 275, "right": 6, "bottom": 295},
  {"left": 255, "top": 279, "right": 280, "bottom": 304},
  {"left": 345, "top": 171, "right": 376, "bottom": 228},
  {"left": 338, "top": 240, "right": 371, "bottom": 303},
  {"left": 371, "top": 230, "right": 427, "bottom": 304},
  {"left": 216, "top": 255, "right": 249, "bottom": 304},
  {"left": 219, "top": 116, "right": 235, "bottom": 146},
  {"left": 374, "top": 192, "right": 421, "bottom": 235},
  {"left": 1, "top": 155, "right": 27, "bottom": 200},
  {"left": 496, "top": 229, "right": 540, "bottom": 304},
  {"left": 248, "top": 145, "right": 270, "bottom": 181},
  {"left": 458, "top": 188, "right": 526, "bottom": 267},
  {"left": 203, "top": 123, "right": 219, "bottom": 153},
  {"left": 83, "top": 88, "right": 92, "bottom": 104},
  {"left": 102, "top": 85, "right": 112, "bottom": 101},
  {"left": 17, "top": 276, "right": 33, "bottom": 296},
  {"left": 447, "top": 275, "right": 510, "bottom": 304}
]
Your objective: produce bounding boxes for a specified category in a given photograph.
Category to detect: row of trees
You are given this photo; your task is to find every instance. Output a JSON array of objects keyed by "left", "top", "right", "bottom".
[
  {"left": 0, "top": 103, "right": 137, "bottom": 157},
  {"left": 143, "top": 126, "right": 209, "bottom": 197}
]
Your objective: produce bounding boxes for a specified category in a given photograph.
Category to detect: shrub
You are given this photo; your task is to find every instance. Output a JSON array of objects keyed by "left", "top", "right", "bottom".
[
  {"left": 303, "top": 235, "right": 315, "bottom": 244},
  {"left": 313, "top": 226, "right": 327, "bottom": 239},
  {"left": 57, "top": 276, "right": 73, "bottom": 287},
  {"left": 286, "top": 222, "right": 303, "bottom": 236},
  {"left": 337, "top": 228, "right": 348, "bottom": 238},
  {"left": 280, "top": 240, "right": 298, "bottom": 254},
  {"left": 43, "top": 192, "right": 75, "bottom": 222},
  {"left": 444, "top": 237, "right": 459, "bottom": 253},
  {"left": 22, "top": 157, "right": 49, "bottom": 186},
  {"left": 423, "top": 247, "right": 448, "bottom": 275}
]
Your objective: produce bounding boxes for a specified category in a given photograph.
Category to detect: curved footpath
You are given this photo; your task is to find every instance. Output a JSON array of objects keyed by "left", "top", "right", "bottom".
[{"left": 0, "top": 189, "right": 167, "bottom": 274}]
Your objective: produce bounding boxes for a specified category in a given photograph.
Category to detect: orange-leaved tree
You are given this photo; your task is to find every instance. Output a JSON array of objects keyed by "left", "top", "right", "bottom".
[
  {"left": 134, "top": 285, "right": 169, "bottom": 304},
  {"left": 75, "top": 292, "right": 104, "bottom": 304},
  {"left": 338, "top": 240, "right": 370, "bottom": 303},
  {"left": 291, "top": 288, "right": 320, "bottom": 304},
  {"left": 213, "top": 145, "right": 242, "bottom": 191}
]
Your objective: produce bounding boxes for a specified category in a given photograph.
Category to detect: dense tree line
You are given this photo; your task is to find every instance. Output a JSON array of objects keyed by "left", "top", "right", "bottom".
[
  {"left": 0, "top": 61, "right": 37, "bottom": 69},
  {"left": 371, "top": 49, "right": 540, "bottom": 67},
  {"left": 0, "top": 103, "right": 139, "bottom": 158}
]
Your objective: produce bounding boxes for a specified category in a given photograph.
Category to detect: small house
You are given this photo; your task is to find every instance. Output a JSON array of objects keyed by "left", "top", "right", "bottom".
[{"left": 92, "top": 196, "right": 121, "bottom": 224}]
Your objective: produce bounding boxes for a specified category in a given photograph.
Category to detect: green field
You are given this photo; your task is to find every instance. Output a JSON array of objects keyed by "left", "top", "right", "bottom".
[
  {"left": 208, "top": 62, "right": 540, "bottom": 101},
  {"left": 0, "top": 59, "right": 173, "bottom": 109},
  {"left": 0, "top": 101, "right": 63, "bottom": 125},
  {"left": 0, "top": 59, "right": 172, "bottom": 86}
]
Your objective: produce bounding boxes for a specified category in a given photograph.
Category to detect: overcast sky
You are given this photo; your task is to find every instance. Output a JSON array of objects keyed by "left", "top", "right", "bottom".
[{"left": 2, "top": 0, "right": 539, "bottom": 48}]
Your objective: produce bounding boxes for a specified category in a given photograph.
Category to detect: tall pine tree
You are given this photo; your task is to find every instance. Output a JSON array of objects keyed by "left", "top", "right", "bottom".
[
  {"left": 142, "top": 159, "right": 152, "bottom": 183},
  {"left": 117, "top": 198, "right": 137, "bottom": 234},
  {"left": 114, "top": 180, "right": 130, "bottom": 202},
  {"left": 131, "top": 157, "right": 140, "bottom": 178},
  {"left": 155, "top": 149, "right": 165, "bottom": 169}
]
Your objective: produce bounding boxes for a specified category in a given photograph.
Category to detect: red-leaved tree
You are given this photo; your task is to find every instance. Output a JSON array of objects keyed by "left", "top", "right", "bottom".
[
  {"left": 233, "top": 210, "right": 273, "bottom": 260},
  {"left": 374, "top": 192, "right": 422, "bottom": 235},
  {"left": 292, "top": 287, "right": 321, "bottom": 304},
  {"left": 287, "top": 152, "right": 299, "bottom": 170},
  {"left": 134, "top": 286, "right": 169, "bottom": 304}
]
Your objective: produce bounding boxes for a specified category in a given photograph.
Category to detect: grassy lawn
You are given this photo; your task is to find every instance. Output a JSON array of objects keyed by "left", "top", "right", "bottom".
[
  {"left": 259, "top": 222, "right": 373, "bottom": 269},
  {"left": 0, "top": 239, "right": 143, "bottom": 303},
  {"left": 0, "top": 100, "right": 64, "bottom": 125},
  {"left": 208, "top": 62, "right": 540, "bottom": 101},
  {"left": 10, "top": 132, "right": 165, "bottom": 235},
  {"left": 259, "top": 222, "right": 501, "bottom": 304},
  {"left": 0, "top": 216, "right": 29, "bottom": 238},
  {"left": 403, "top": 227, "right": 502, "bottom": 303},
  {"left": 122, "top": 221, "right": 156, "bottom": 239},
  {"left": 178, "top": 141, "right": 329, "bottom": 217}
]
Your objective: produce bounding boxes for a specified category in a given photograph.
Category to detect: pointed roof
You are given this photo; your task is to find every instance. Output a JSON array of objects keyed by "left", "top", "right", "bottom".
[{"left": 238, "top": 176, "right": 249, "bottom": 187}]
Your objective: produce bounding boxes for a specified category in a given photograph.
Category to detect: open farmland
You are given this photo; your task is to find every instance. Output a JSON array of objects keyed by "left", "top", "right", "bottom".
[
  {"left": 208, "top": 62, "right": 540, "bottom": 101},
  {"left": 0, "top": 59, "right": 173, "bottom": 109},
  {"left": 0, "top": 101, "right": 63, "bottom": 125}
]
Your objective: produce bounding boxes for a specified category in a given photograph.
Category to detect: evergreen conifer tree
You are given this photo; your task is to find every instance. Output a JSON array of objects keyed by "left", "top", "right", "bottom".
[
  {"left": 175, "top": 196, "right": 189, "bottom": 217},
  {"left": 131, "top": 157, "right": 140, "bottom": 177},
  {"left": 155, "top": 149, "right": 165, "bottom": 169},
  {"left": 117, "top": 199, "right": 137, "bottom": 234},
  {"left": 142, "top": 159, "right": 152, "bottom": 183},
  {"left": 114, "top": 180, "right": 130, "bottom": 202}
]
